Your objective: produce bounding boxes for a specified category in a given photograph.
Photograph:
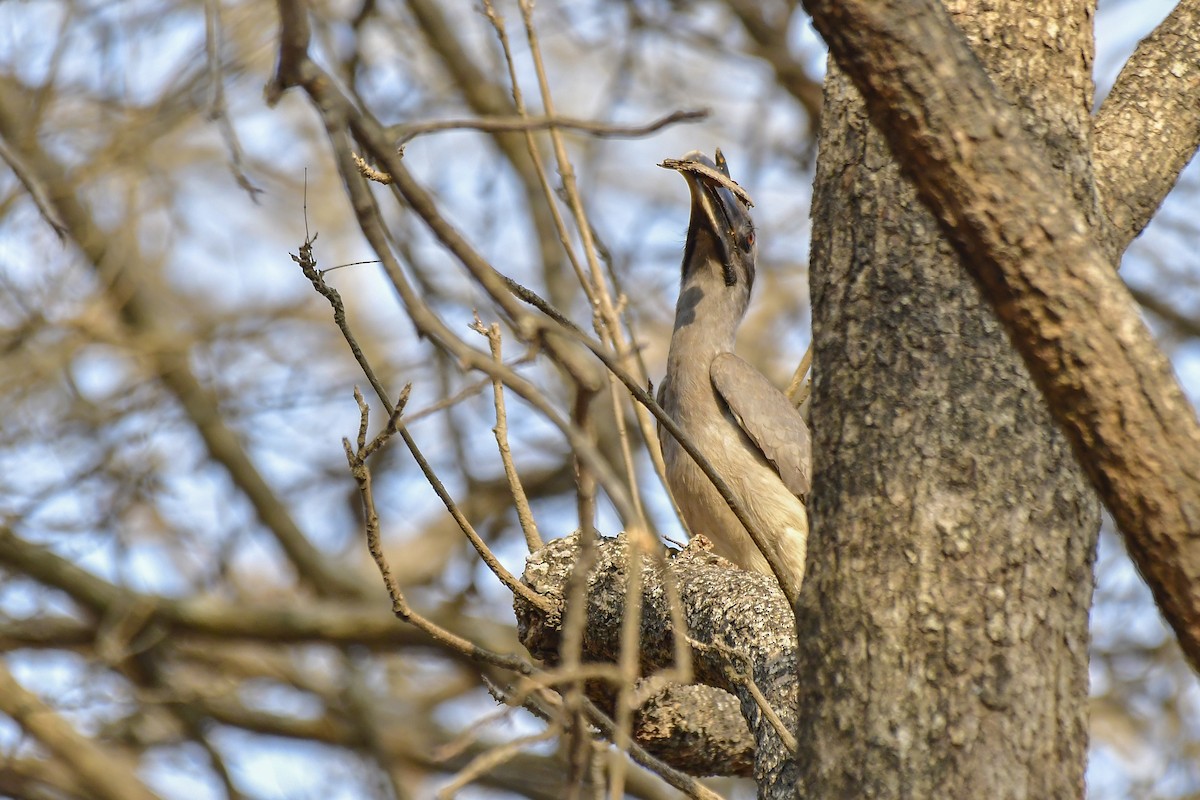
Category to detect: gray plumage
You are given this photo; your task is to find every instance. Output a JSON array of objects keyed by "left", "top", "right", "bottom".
[
  {"left": 658, "top": 150, "right": 811, "bottom": 590},
  {"left": 710, "top": 352, "right": 811, "bottom": 501}
]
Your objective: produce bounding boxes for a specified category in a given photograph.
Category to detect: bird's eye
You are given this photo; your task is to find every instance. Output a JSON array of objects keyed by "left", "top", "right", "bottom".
[{"left": 741, "top": 229, "right": 755, "bottom": 251}]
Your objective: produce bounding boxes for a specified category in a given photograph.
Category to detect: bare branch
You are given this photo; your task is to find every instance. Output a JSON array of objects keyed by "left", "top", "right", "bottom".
[
  {"left": 342, "top": 391, "right": 545, "bottom": 667},
  {"left": 436, "top": 728, "right": 560, "bottom": 800},
  {"left": 265, "top": 0, "right": 312, "bottom": 104},
  {"left": 720, "top": 0, "right": 823, "bottom": 129},
  {"left": 276, "top": 36, "right": 655, "bottom": 534},
  {"left": 0, "top": 137, "right": 66, "bottom": 238},
  {"left": 391, "top": 109, "right": 709, "bottom": 148},
  {"left": 203, "top": 0, "right": 262, "bottom": 199},
  {"left": 784, "top": 341, "right": 812, "bottom": 408},
  {"left": 472, "top": 319, "right": 543, "bottom": 552},
  {"left": 352, "top": 152, "right": 393, "bottom": 184}
]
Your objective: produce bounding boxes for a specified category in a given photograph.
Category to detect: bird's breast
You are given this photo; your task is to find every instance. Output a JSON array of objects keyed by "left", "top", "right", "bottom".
[{"left": 659, "top": 359, "right": 806, "bottom": 577}]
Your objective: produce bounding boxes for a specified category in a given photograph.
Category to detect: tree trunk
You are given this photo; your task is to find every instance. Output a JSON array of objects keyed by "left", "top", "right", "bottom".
[{"left": 798, "top": 2, "right": 1100, "bottom": 796}]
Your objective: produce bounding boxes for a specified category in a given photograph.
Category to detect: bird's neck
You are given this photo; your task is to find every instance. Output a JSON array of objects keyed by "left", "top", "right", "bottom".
[{"left": 668, "top": 269, "right": 749, "bottom": 364}]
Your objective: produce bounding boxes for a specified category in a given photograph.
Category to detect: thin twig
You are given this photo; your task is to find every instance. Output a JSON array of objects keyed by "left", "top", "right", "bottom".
[
  {"left": 403, "top": 375, "right": 492, "bottom": 424},
  {"left": 480, "top": 0, "right": 595, "bottom": 302},
  {"left": 349, "top": 154, "right": 617, "bottom": 500},
  {"left": 324, "top": 126, "right": 646, "bottom": 531},
  {"left": 607, "top": 373, "right": 647, "bottom": 524},
  {"left": 341, "top": 653, "right": 412, "bottom": 800},
  {"left": 431, "top": 704, "right": 522, "bottom": 763},
  {"left": 508, "top": 663, "right": 628, "bottom": 710},
  {"left": 296, "top": 233, "right": 550, "bottom": 611},
  {"left": 203, "top": 0, "right": 262, "bottom": 199},
  {"left": 0, "top": 138, "right": 66, "bottom": 238},
  {"left": 580, "top": 697, "right": 725, "bottom": 800},
  {"left": 0, "top": 661, "right": 161, "bottom": 800},
  {"left": 565, "top": 384, "right": 599, "bottom": 800},
  {"left": 729, "top": 664, "right": 798, "bottom": 755},
  {"left": 493, "top": 25, "right": 684, "bottom": 791},
  {"left": 785, "top": 340, "right": 813, "bottom": 407},
  {"left": 697, "top": 637, "right": 798, "bottom": 755},
  {"left": 515, "top": 0, "right": 621, "bottom": 330},
  {"left": 471, "top": 318, "right": 543, "bottom": 552},
  {"left": 391, "top": 109, "right": 709, "bottom": 147},
  {"left": 512, "top": 0, "right": 664, "bottom": 518},
  {"left": 159, "top": 696, "right": 247, "bottom": 800},
  {"left": 608, "top": 532, "right": 646, "bottom": 800},
  {"left": 483, "top": 0, "right": 669, "bottom": 537},
  {"left": 484, "top": 0, "right": 666, "bottom": 573},
  {"left": 292, "top": 233, "right": 393, "bottom": 414},
  {"left": 343, "top": 389, "right": 535, "bottom": 674},
  {"left": 573, "top": 388, "right": 599, "bottom": 545},
  {"left": 659, "top": 156, "right": 755, "bottom": 207},
  {"left": 435, "top": 728, "right": 560, "bottom": 800},
  {"left": 488, "top": 678, "right": 723, "bottom": 800},
  {"left": 499, "top": 273, "right": 693, "bottom": 553},
  {"left": 396, "top": 417, "right": 552, "bottom": 612},
  {"left": 563, "top": 445, "right": 599, "bottom": 799},
  {"left": 353, "top": 152, "right": 393, "bottom": 184}
]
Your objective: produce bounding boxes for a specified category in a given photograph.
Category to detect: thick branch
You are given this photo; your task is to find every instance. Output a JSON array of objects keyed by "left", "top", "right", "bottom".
[
  {"left": 801, "top": 0, "right": 1200, "bottom": 669},
  {"left": 631, "top": 684, "right": 755, "bottom": 778},
  {"left": 516, "top": 534, "right": 796, "bottom": 794},
  {"left": 1094, "top": 0, "right": 1200, "bottom": 255}
]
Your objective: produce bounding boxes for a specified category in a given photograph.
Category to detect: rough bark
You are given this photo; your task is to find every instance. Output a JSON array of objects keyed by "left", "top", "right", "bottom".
[
  {"left": 632, "top": 684, "right": 756, "bottom": 778},
  {"left": 801, "top": 0, "right": 1200, "bottom": 674},
  {"left": 516, "top": 534, "right": 796, "bottom": 796},
  {"left": 798, "top": 1, "right": 1103, "bottom": 796},
  {"left": 1094, "top": 0, "right": 1200, "bottom": 257}
]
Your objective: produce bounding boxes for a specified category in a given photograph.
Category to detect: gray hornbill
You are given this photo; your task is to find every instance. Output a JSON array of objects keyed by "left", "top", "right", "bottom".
[{"left": 657, "top": 150, "right": 811, "bottom": 592}]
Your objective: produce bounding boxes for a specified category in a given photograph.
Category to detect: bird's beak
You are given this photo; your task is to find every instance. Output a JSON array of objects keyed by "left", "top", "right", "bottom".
[
  {"left": 684, "top": 175, "right": 733, "bottom": 257},
  {"left": 665, "top": 150, "right": 742, "bottom": 286}
]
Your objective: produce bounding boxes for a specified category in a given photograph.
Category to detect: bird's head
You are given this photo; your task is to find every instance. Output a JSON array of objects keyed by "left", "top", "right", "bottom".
[{"left": 668, "top": 149, "right": 757, "bottom": 295}]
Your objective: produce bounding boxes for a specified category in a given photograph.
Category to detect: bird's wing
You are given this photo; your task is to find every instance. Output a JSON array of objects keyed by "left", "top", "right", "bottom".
[
  {"left": 654, "top": 375, "right": 669, "bottom": 450},
  {"left": 710, "top": 352, "right": 811, "bottom": 500}
]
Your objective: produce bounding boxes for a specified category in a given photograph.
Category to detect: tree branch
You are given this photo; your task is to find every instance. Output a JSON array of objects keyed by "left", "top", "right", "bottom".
[
  {"left": 516, "top": 534, "right": 797, "bottom": 794},
  {"left": 388, "top": 109, "right": 708, "bottom": 147},
  {"left": 631, "top": 683, "right": 755, "bottom": 778},
  {"left": 0, "top": 661, "right": 161, "bottom": 800},
  {"left": 1094, "top": 0, "right": 1200, "bottom": 255},
  {"left": 800, "top": 0, "right": 1200, "bottom": 670},
  {"left": 0, "top": 523, "right": 505, "bottom": 654}
]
